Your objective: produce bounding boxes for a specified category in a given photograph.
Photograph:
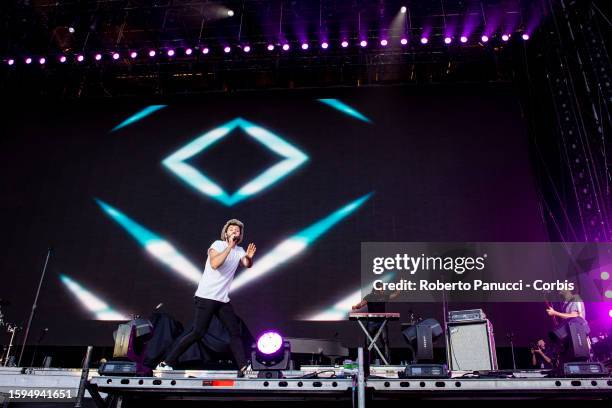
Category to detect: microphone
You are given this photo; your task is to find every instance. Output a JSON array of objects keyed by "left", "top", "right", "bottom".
[{"left": 232, "top": 236, "right": 240, "bottom": 242}]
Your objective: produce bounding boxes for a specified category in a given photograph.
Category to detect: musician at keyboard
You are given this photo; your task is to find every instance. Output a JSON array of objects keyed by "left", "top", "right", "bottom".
[{"left": 352, "top": 289, "right": 391, "bottom": 363}]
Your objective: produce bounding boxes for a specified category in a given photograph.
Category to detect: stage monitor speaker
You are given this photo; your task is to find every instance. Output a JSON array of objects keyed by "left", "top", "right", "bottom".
[{"left": 446, "top": 319, "right": 497, "bottom": 371}]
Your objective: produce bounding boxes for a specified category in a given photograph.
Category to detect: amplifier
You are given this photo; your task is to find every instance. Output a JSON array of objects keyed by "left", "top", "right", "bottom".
[
  {"left": 563, "top": 362, "right": 608, "bottom": 377},
  {"left": 402, "top": 364, "right": 449, "bottom": 378},
  {"left": 446, "top": 319, "right": 497, "bottom": 371},
  {"left": 448, "top": 309, "right": 486, "bottom": 323}
]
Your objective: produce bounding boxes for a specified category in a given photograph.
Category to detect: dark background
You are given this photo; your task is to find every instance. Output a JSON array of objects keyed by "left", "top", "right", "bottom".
[{"left": 0, "top": 83, "right": 553, "bottom": 348}]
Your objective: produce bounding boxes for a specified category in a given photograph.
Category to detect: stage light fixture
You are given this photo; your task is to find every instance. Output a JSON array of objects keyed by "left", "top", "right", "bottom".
[
  {"left": 601, "top": 271, "right": 609, "bottom": 280},
  {"left": 148, "top": 50, "right": 156, "bottom": 57},
  {"left": 227, "top": 10, "right": 235, "bottom": 17},
  {"left": 185, "top": 48, "right": 193, "bottom": 55},
  {"left": 59, "top": 55, "right": 67, "bottom": 63},
  {"left": 112, "top": 52, "right": 120, "bottom": 60},
  {"left": 202, "top": 47, "right": 210, "bottom": 55},
  {"left": 605, "top": 290, "right": 612, "bottom": 299},
  {"left": 301, "top": 43, "right": 309, "bottom": 50},
  {"left": 341, "top": 40, "right": 349, "bottom": 48},
  {"left": 167, "top": 49, "right": 175, "bottom": 57},
  {"left": 282, "top": 44, "right": 290, "bottom": 51},
  {"left": 39, "top": 57, "right": 46, "bottom": 65},
  {"left": 481, "top": 35, "right": 489, "bottom": 43},
  {"left": 130, "top": 51, "right": 138, "bottom": 59},
  {"left": 360, "top": 40, "right": 367, "bottom": 48},
  {"left": 420, "top": 37, "right": 428, "bottom": 44},
  {"left": 8, "top": 59, "right": 15, "bottom": 66},
  {"left": 68, "top": 27, "right": 75, "bottom": 33},
  {"left": 77, "top": 55, "right": 84, "bottom": 62},
  {"left": 380, "top": 39, "right": 388, "bottom": 46},
  {"left": 401, "top": 6, "right": 407, "bottom": 14},
  {"left": 460, "top": 36, "right": 468, "bottom": 43},
  {"left": 321, "top": 42, "right": 329, "bottom": 49},
  {"left": 251, "top": 331, "right": 291, "bottom": 379},
  {"left": 522, "top": 34, "right": 530, "bottom": 40},
  {"left": 25, "top": 57, "right": 32, "bottom": 64},
  {"left": 267, "top": 44, "right": 275, "bottom": 51},
  {"left": 444, "top": 37, "right": 452, "bottom": 44},
  {"left": 95, "top": 53, "right": 102, "bottom": 61},
  {"left": 224, "top": 46, "right": 231, "bottom": 53},
  {"left": 400, "top": 38, "right": 408, "bottom": 45},
  {"left": 502, "top": 34, "right": 510, "bottom": 42},
  {"left": 243, "top": 45, "right": 251, "bottom": 53}
]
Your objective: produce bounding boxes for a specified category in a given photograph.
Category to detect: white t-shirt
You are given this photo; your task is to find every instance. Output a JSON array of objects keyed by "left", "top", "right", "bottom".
[{"left": 195, "top": 240, "right": 245, "bottom": 303}]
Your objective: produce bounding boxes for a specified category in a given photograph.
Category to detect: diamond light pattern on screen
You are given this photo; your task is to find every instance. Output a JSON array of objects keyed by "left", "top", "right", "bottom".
[
  {"left": 60, "top": 274, "right": 128, "bottom": 320},
  {"left": 111, "top": 105, "right": 168, "bottom": 132},
  {"left": 95, "top": 199, "right": 201, "bottom": 283},
  {"left": 162, "top": 118, "right": 308, "bottom": 206},
  {"left": 230, "top": 193, "right": 372, "bottom": 292},
  {"left": 317, "top": 99, "right": 372, "bottom": 123}
]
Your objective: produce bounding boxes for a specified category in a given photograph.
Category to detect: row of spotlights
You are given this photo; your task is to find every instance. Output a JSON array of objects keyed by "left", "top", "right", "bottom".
[{"left": 4, "top": 35, "right": 530, "bottom": 66}]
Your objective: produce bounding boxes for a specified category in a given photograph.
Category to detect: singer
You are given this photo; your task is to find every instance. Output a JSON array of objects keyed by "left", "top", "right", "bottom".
[{"left": 157, "top": 219, "right": 256, "bottom": 376}]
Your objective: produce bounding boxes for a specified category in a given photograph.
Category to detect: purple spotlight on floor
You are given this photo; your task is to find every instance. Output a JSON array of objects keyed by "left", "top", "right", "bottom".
[
  {"left": 341, "top": 40, "right": 349, "bottom": 48},
  {"left": 522, "top": 33, "right": 530, "bottom": 41},
  {"left": 95, "top": 54, "right": 102, "bottom": 61},
  {"left": 202, "top": 47, "right": 210, "bottom": 55},
  {"left": 256, "top": 331, "right": 283, "bottom": 355},
  {"left": 267, "top": 44, "right": 275, "bottom": 51},
  {"left": 167, "top": 49, "right": 175, "bottom": 57},
  {"left": 301, "top": 43, "right": 309, "bottom": 50},
  {"left": 460, "top": 36, "right": 468, "bottom": 44},
  {"left": 502, "top": 34, "right": 510, "bottom": 42},
  {"left": 130, "top": 51, "right": 138, "bottom": 59},
  {"left": 77, "top": 55, "right": 84, "bottom": 62},
  {"left": 25, "top": 57, "right": 32, "bottom": 64},
  {"left": 112, "top": 52, "right": 120, "bottom": 60},
  {"left": 39, "top": 57, "right": 46, "bottom": 65},
  {"left": 360, "top": 40, "right": 367, "bottom": 48},
  {"left": 400, "top": 38, "right": 408, "bottom": 45},
  {"left": 7, "top": 59, "right": 15, "bottom": 66},
  {"left": 282, "top": 44, "right": 290, "bottom": 51},
  {"left": 321, "top": 42, "right": 329, "bottom": 49},
  {"left": 243, "top": 46, "right": 251, "bottom": 53},
  {"left": 380, "top": 39, "right": 388, "bottom": 47},
  {"left": 185, "top": 48, "right": 193, "bottom": 55},
  {"left": 481, "top": 35, "right": 489, "bottom": 43},
  {"left": 420, "top": 37, "right": 428, "bottom": 45},
  {"left": 444, "top": 37, "right": 452, "bottom": 44},
  {"left": 149, "top": 50, "right": 156, "bottom": 57}
]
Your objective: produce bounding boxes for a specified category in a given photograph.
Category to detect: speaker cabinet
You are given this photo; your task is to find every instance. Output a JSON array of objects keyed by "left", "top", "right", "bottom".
[{"left": 446, "top": 319, "right": 498, "bottom": 371}]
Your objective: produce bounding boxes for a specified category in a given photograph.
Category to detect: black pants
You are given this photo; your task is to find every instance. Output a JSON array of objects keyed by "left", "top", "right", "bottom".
[{"left": 165, "top": 297, "right": 247, "bottom": 368}]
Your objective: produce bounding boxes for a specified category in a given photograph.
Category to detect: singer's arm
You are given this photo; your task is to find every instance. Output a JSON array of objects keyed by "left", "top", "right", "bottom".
[{"left": 209, "top": 246, "right": 232, "bottom": 269}]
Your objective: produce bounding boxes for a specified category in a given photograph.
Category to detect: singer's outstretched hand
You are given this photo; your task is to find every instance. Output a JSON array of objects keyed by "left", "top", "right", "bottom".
[{"left": 246, "top": 243, "right": 256, "bottom": 259}]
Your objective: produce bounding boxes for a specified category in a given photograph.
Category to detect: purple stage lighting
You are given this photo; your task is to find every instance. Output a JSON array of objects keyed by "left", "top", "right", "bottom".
[
  {"left": 256, "top": 331, "right": 283, "bottom": 355},
  {"left": 301, "top": 43, "right": 309, "bottom": 50},
  {"left": 25, "top": 57, "right": 32, "bottom": 64},
  {"left": 95, "top": 54, "right": 102, "bottom": 61},
  {"left": 149, "top": 50, "right": 156, "bottom": 57},
  {"left": 282, "top": 44, "right": 290, "bottom": 51},
  {"left": 400, "top": 38, "right": 408, "bottom": 45},
  {"left": 267, "top": 44, "right": 275, "bottom": 51},
  {"left": 39, "top": 57, "right": 46, "bottom": 65},
  {"left": 185, "top": 48, "right": 193, "bottom": 55},
  {"left": 481, "top": 35, "right": 489, "bottom": 43},
  {"left": 59, "top": 55, "right": 67, "bottom": 63},
  {"left": 609, "top": 309, "right": 612, "bottom": 318},
  {"left": 444, "top": 37, "right": 452, "bottom": 44},
  {"left": 224, "top": 46, "right": 231, "bottom": 53},
  {"left": 502, "top": 34, "right": 510, "bottom": 42},
  {"left": 522, "top": 33, "right": 530, "bottom": 41},
  {"left": 321, "top": 42, "right": 329, "bottom": 49},
  {"left": 380, "top": 39, "right": 388, "bottom": 47},
  {"left": 460, "top": 36, "right": 468, "bottom": 44},
  {"left": 341, "top": 40, "right": 349, "bottom": 48},
  {"left": 243, "top": 45, "right": 251, "bottom": 53},
  {"left": 202, "top": 47, "right": 210, "bottom": 55},
  {"left": 606, "top": 290, "right": 612, "bottom": 299},
  {"left": 130, "top": 51, "right": 138, "bottom": 59},
  {"left": 167, "top": 49, "right": 175, "bottom": 57},
  {"left": 112, "top": 52, "right": 120, "bottom": 60},
  {"left": 601, "top": 271, "right": 610, "bottom": 280},
  {"left": 8, "top": 58, "right": 15, "bottom": 66},
  {"left": 420, "top": 37, "right": 428, "bottom": 45},
  {"left": 360, "top": 40, "right": 367, "bottom": 48},
  {"left": 77, "top": 55, "right": 84, "bottom": 62}
]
